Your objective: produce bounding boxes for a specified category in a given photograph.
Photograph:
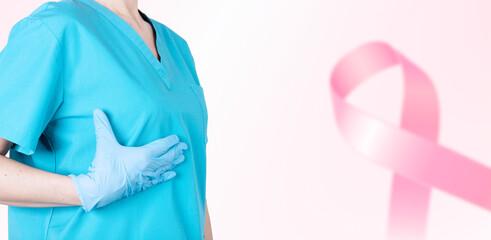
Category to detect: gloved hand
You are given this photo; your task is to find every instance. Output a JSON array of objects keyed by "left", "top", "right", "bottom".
[{"left": 69, "top": 108, "right": 188, "bottom": 212}]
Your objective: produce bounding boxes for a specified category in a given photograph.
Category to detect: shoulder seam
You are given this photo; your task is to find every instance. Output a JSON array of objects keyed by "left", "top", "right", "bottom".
[
  {"left": 32, "top": 2, "right": 62, "bottom": 48},
  {"left": 44, "top": 1, "right": 51, "bottom": 11},
  {"left": 29, "top": 2, "right": 65, "bottom": 117}
]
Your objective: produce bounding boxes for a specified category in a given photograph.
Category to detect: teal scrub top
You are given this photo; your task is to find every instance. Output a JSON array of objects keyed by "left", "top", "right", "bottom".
[{"left": 0, "top": 0, "right": 208, "bottom": 239}]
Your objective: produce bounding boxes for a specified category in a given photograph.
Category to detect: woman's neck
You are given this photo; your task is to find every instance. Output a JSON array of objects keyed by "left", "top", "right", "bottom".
[{"left": 93, "top": 0, "right": 141, "bottom": 23}]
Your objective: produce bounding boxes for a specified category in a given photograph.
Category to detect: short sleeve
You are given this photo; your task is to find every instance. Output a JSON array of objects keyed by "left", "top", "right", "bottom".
[{"left": 0, "top": 17, "right": 64, "bottom": 156}]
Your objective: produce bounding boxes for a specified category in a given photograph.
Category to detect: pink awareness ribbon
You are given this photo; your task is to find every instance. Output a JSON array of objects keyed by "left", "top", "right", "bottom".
[{"left": 329, "top": 41, "right": 491, "bottom": 240}]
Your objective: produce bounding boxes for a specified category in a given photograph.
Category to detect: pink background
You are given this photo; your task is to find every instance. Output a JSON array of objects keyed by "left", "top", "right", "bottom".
[{"left": 1, "top": 0, "right": 491, "bottom": 239}]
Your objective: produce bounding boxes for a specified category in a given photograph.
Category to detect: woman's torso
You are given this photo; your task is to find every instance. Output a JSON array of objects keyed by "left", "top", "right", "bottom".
[{"left": 8, "top": 0, "right": 208, "bottom": 239}]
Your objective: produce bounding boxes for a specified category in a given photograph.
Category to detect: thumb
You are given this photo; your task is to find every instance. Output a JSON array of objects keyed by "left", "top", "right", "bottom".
[{"left": 93, "top": 108, "right": 119, "bottom": 146}]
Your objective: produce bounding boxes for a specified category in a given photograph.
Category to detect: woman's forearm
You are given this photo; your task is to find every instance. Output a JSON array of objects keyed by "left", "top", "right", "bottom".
[{"left": 0, "top": 154, "right": 82, "bottom": 207}]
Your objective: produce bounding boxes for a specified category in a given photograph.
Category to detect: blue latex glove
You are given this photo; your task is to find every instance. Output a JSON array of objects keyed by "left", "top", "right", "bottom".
[{"left": 69, "top": 109, "right": 188, "bottom": 212}]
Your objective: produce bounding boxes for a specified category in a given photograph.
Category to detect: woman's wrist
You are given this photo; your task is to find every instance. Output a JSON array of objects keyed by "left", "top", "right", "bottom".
[{"left": 62, "top": 175, "right": 83, "bottom": 206}]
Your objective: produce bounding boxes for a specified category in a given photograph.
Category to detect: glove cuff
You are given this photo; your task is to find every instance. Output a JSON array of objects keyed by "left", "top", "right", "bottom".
[{"left": 68, "top": 173, "right": 97, "bottom": 212}]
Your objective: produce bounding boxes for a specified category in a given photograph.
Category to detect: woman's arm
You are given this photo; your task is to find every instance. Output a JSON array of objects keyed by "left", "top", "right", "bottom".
[
  {"left": 205, "top": 199, "right": 213, "bottom": 240},
  {"left": 0, "top": 137, "right": 82, "bottom": 207}
]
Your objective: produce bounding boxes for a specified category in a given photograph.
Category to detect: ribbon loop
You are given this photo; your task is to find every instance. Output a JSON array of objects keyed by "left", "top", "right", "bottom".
[{"left": 330, "top": 41, "right": 491, "bottom": 240}]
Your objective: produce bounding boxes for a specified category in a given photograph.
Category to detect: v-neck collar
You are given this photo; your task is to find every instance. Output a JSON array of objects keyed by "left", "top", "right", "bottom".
[{"left": 76, "top": 0, "right": 172, "bottom": 91}]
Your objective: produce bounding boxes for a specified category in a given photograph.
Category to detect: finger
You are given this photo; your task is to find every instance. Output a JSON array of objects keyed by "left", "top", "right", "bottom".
[
  {"left": 150, "top": 170, "right": 177, "bottom": 185},
  {"left": 171, "top": 155, "right": 185, "bottom": 166},
  {"left": 142, "top": 179, "right": 153, "bottom": 191},
  {"left": 160, "top": 171, "right": 176, "bottom": 183},
  {"left": 146, "top": 164, "right": 172, "bottom": 179},
  {"left": 154, "top": 142, "right": 188, "bottom": 163},
  {"left": 143, "top": 135, "right": 180, "bottom": 157},
  {"left": 93, "top": 108, "right": 119, "bottom": 146},
  {"left": 154, "top": 155, "right": 186, "bottom": 175}
]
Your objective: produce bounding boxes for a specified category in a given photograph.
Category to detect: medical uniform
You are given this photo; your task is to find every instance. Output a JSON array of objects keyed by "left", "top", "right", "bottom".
[{"left": 0, "top": 0, "right": 208, "bottom": 239}]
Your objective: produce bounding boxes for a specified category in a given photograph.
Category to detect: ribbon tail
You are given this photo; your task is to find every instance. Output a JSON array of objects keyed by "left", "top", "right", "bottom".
[{"left": 387, "top": 175, "right": 431, "bottom": 240}]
